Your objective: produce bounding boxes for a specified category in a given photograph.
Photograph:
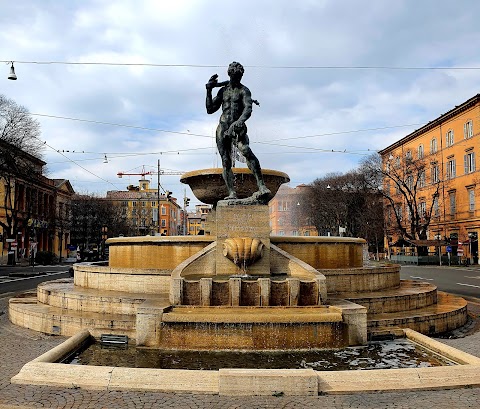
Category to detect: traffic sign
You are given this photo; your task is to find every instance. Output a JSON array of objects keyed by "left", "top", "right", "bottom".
[{"left": 446, "top": 245, "right": 452, "bottom": 253}]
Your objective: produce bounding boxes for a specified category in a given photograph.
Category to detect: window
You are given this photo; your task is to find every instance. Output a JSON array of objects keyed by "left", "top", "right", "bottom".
[
  {"left": 405, "top": 150, "right": 412, "bottom": 161},
  {"left": 132, "top": 201, "right": 137, "bottom": 207},
  {"left": 469, "top": 189, "right": 475, "bottom": 211},
  {"left": 433, "top": 196, "right": 439, "bottom": 217},
  {"left": 449, "top": 192, "right": 456, "bottom": 215},
  {"left": 278, "top": 230, "right": 285, "bottom": 236},
  {"left": 419, "top": 170, "right": 426, "bottom": 188},
  {"left": 418, "top": 144, "right": 424, "bottom": 159},
  {"left": 430, "top": 138, "right": 437, "bottom": 154},
  {"left": 431, "top": 163, "right": 440, "bottom": 184},
  {"left": 464, "top": 151, "right": 475, "bottom": 174},
  {"left": 395, "top": 204, "right": 403, "bottom": 221},
  {"left": 161, "top": 219, "right": 166, "bottom": 227},
  {"left": 446, "top": 130, "right": 454, "bottom": 147},
  {"left": 464, "top": 120, "right": 473, "bottom": 139},
  {"left": 406, "top": 175, "right": 414, "bottom": 191},
  {"left": 394, "top": 156, "right": 400, "bottom": 168},
  {"left": 418, "top": 201, "right": 426, "bottom": 218},
  {"left": 161, "top": 206, "right": 166, "bottom": 215},
  {"left": 447, "top": 158, "right": 456, "bottom": 179}
]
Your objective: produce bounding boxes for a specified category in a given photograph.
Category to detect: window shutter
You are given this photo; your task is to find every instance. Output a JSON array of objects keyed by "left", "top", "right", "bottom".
[
  {"left": 473, "top": 152, "right": 476, "bottom": 172},
  {"left": 464, "top": 154, "right": 468, "bottom": 174}
]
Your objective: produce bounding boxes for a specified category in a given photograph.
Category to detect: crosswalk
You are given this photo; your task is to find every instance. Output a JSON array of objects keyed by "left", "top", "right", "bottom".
[{"left": 0, "top": 271, "right": 68, "bottom": 284}]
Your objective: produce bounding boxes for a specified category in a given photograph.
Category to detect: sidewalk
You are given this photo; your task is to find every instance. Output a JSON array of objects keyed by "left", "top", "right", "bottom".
[{"left": 0, "top": 296, "right": 479, "bottom": 408}]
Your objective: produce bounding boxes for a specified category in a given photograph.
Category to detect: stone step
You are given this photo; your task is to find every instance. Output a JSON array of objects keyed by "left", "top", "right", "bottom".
[
  {"left": 37, "top": 278, "right": 169, "bottom": 315},
  {"left": 337, "top": 280, "right": 437, "bottom": 314},
  {"left": 9, "top": 296, "right": 136, "bottom": 338},
  {"left": 367, "top": 292, "right": 468, "bottom": 335}
]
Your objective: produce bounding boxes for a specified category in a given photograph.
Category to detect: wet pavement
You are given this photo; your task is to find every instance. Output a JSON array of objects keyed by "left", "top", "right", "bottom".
[{"left": 0, "top": 296, "right": 479, "bottom": 408}]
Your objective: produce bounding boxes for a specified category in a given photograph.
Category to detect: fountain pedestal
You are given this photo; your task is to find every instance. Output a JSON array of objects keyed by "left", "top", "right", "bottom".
[{"left": 216, "top": 204, "right": 271, "bottom": 276}]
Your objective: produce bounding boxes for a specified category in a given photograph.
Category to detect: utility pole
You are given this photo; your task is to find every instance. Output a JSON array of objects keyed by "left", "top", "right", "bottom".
[
  {"left": 183, "top": 189, "right": 190, "bottom": 235},
  {"left": 157, "top": 159, "right": 161, "bottom": 235}
]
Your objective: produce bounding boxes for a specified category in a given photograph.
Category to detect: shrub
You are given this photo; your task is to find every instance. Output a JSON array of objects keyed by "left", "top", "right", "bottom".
[{"left": 35, "top": 251, "right": 59, "bottom": 265}]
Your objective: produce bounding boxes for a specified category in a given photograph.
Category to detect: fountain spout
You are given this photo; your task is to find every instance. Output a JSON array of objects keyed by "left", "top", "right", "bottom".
[{"left": 223, "top": 237, "right": 264, "bottom": 270}]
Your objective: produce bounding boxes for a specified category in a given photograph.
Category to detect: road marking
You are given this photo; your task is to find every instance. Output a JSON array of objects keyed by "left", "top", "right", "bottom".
[
  {"left": 0, "top": 271, "right": 68, "bottom": 284},
  {"left": 410, "top": 276, "right": 434, "bottom": 281},
  {"left": 455, "top": 282, "right": 480, "bottom": 289},
  {"left": 465, "top": 276, "right": 480, "bottom": 280}
]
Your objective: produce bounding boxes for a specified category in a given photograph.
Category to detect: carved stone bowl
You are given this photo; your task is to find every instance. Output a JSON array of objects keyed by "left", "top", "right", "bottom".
[{"left": 180, "top": 168, "right": 290, "bottom": 205}]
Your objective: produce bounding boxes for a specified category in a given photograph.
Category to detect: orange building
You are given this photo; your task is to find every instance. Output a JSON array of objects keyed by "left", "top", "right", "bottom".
[
  {"left": 106, "top": 179, "right": 181, "bottom": 236},
  {"left": 379, "top": 94, "right": 480, "bottom": 263},
  {"left": 268, "top": 184, "right": 318, "bottom": 236}
]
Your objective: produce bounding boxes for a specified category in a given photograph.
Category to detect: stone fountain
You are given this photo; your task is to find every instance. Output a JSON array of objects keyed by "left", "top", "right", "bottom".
[
  {"left": 8, "top": 61, "right": 468, "bottom": 352},
  {"left": 8, "top": 167, "right": 468, "bottom": 352}
]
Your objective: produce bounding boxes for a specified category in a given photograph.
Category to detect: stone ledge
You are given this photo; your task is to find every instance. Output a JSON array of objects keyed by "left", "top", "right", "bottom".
[
  {"left": 10, "top": 329, "right": 480, "bottom": 395},
  {"left": 219, "top": 368, "right": 318, "bottom": 396}
]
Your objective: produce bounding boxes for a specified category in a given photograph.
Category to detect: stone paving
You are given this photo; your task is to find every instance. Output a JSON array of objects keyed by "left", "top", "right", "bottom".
[{"left": 1, "top": 296, "right": 479, "bottom": 409}]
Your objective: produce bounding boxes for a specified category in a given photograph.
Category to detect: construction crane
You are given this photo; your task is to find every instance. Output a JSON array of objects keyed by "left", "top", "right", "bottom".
[{"left": 117, "top": 167, "right": 184, "bottom": 178}]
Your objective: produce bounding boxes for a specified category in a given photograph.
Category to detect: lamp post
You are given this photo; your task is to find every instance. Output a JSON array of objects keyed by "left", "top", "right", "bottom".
[{"left": 183, "top": 195, "right": 190, "bottom": 235}]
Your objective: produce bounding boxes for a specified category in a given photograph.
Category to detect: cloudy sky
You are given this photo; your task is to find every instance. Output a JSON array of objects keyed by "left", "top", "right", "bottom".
[{"left": 1, "top": 0, "right": 480, "bottom": 205}]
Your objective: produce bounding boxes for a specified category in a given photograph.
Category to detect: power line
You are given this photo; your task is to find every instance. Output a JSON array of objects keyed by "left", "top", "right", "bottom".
[
  {"left": 3, "top": 60, "right": 480, "bottom": 70},
  {"left": 35, "top": 136, "right": 123, "bottom": 189},
  {"left": 31, "top": 113, "right": 213, "bottom": 139},
  {"left": 32, "top": 111, "right": 431, "bottom": 153}
]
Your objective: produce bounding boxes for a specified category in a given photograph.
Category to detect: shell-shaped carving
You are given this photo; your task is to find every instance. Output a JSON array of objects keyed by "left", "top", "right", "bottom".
[{"left": 223, "top": 238, "right": 264, "bottom": 267}]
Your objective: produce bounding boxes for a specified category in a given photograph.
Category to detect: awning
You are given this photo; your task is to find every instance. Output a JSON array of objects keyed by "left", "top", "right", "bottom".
[
  {"left": 390, "top": 239, "right": 447, "bottom": 247},
  {"left": 408, "top": 240, "right": 448, "bottom": 247}
]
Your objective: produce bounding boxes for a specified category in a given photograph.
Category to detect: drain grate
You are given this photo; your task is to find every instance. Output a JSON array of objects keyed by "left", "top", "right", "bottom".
[{"left": 100, "top": 334, "right": 128, "bottom": 346}]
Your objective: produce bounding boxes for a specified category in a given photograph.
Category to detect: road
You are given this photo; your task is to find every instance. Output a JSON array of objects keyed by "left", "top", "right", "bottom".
[
  {"left": 400, "top": 265, "right": 480, "bottom": 299},
  {"left": 0, "top": 265, "right": 70, "bottom": 296}
]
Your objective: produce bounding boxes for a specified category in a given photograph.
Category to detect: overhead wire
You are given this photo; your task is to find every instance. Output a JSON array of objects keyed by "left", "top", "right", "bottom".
[
  {"left": 32, "top": 111, "right": 428, "bottom": 156},
  {"left": 2, "top": 60, "right": 480, "bottom": 70}
]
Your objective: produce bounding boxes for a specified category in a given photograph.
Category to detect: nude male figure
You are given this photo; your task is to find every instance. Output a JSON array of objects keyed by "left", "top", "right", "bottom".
[{"left": 205, "top": 61, "right": 270, "bottom": 200}]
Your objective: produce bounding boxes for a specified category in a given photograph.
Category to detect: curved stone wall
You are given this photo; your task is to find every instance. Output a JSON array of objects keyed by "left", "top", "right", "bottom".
[
  {"left": 74, "top": 264, "right": 171, "bottom": 294},
  {"left": 107, "top": 236, "right": 214, "bottom": 269},
  {"left": 271, "top": 236, "right": 365, "bottom": 269},
  {"left": 321, "top": 265, "right": 401, "bottom": 294}
]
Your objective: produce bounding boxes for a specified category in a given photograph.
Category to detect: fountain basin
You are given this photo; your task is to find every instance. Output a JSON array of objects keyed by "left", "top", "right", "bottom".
[{"left": 180, "top": 168, "right": 290, "bottom": 205}]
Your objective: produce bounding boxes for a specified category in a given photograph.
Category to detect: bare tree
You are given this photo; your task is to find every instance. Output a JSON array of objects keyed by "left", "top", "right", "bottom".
[
  {"left": 70, "top": 194, "right": 132, "bottom": 259},
  {"left": 307, "top": 171, "right": 384, "bottom": 243},
  {"left": 360, "top": 153, "right": 443, "bottom": 255},
  {"left": 0, "top": 94, "right": 43, "bottom": 158}
]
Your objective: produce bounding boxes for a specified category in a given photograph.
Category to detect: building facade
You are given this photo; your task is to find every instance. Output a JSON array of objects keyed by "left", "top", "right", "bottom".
[
  {"left": 379, "top": 94, "right": 480, "bottom": 263},
  {"left": 186, "top": 204, "right": 212, "bottom": 235},
  {"left": 106, "top": 179, "right": 182, "bottom": 236},
  {"left": 268, "top": 184, "right": 318, "bottom": 236},
  {"left": 0, "top": 141, "right": 75, "bottom": 263}
]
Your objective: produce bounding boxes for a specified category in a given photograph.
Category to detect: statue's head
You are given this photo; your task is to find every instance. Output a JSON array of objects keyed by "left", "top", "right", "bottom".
[{"left": 228, "top": 61, "right": 244, "bottom": 83}]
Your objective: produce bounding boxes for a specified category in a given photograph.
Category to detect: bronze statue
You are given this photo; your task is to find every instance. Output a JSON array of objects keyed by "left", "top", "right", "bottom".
[{"left": 206, "top": 61, "right": 270, "bottom": 201}]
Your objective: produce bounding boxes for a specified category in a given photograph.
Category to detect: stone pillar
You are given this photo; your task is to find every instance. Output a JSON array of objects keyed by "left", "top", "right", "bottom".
[
  {"left": 229, "top": 277, "right": 241, "bottom": 306},
  {"left": 329, "top": 299, "right": 368, "bottom": 346},
  {"left": 136, "top": 300, "right": 168, "bottom": 347},
  {"left": 258, "top": 278, "right": 270, "bottom": 306},
  {"left": 170, "top": 277, "right": 183, "bottom": 305},
  {"left": 200, "top": 278, "right": 212, "bottom": 306},
  {"left": 216, "top": 205, "right": 270, "bottom": 276},
  {"left": 287, "top": 278, "right": 300, "bottom": 306}
]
